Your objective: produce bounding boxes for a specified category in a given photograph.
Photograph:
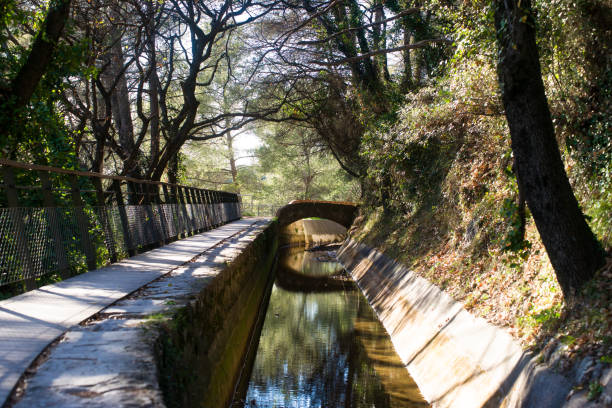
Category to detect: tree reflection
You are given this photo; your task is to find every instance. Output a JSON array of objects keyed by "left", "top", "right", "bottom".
[{"left": 231, "top": 248, "right": 428, "bottom": 408}]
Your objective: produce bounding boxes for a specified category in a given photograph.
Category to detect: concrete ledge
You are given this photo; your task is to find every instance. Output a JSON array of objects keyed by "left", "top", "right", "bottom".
[
  {"left": 1, "top": 219, "right": 269, "bottom": 407},
  {"left": 156, "top": 220, "right": 278, "bottom": 408},
  {"left": 9, "top": 219, "right": 274, "bottom": 407},
  {"left": 337, "top": 239, "right": 572, "bottom": 408}
]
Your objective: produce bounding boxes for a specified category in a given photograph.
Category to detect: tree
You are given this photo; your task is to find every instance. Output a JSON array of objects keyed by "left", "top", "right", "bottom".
[
  {"left": 0, "top": 0, "right": 71, "bottom": 110},
  {"left": 147, "top": 0, "right": 288, "bottom": 181},
  {"left": 247, "top": 0, "right": 451, "bottom": 181},
  {"left": 493, "top": 0, "right": 606, "bottom": 298},
  {"left": 0, "top": 0, "right": 79, "bottom": 166},
  {"left": 256, "top": 122, "right": 358, "bottom": 204},
  {"left": 57, "top": 0, "right": 287, "bottom": 181}
]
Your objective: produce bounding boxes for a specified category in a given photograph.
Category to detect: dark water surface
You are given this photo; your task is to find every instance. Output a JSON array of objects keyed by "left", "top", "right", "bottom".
[{"left": 231, "top": 246, "right": 428, "bottom": 408}]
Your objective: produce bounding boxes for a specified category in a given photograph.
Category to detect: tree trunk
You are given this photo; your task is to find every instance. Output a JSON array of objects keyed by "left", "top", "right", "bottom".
[
  {"left": 373, "top": 2, "right": 390, "bottom": 81},
  {"left": 109, "top": 36, "right": 138, "bottom": 176},
  {"left": 302, "top": 136, "right": 314, "bottom": 199},
  {"left": 494, "top": 0, "right": 605, "bottom": 298},
  {"left": 148, "top": 1, "right": 161, "bottom": 172},
  {"left": 400, "top": 27, "right": 413, "bottom": 92},
  {"left": 1, "top": 0, "right": 71, "bottom": 108},
  {"left": 225, "top": 130, "right": 239, "bottom": 192}
]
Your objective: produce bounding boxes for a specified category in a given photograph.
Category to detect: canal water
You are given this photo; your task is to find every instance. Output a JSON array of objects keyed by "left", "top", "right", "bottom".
[{"left": 230, "top": 246, "right": 428, "bottom": 408}]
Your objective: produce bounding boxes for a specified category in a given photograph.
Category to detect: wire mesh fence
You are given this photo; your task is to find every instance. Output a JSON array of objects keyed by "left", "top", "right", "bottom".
[
  {"left": 0, "top": 159, "right": 241, "bottom": 289},
  {"left": 239, "top": 201, "right": 282, "bottom": 217}
]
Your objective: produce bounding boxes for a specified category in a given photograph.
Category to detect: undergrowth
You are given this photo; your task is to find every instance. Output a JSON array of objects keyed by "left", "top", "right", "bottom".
[{"left": 353, "top": 51, "right": 611, "bottom": 374}]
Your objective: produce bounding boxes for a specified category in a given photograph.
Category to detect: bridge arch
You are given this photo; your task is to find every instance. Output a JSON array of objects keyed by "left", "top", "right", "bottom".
[{"left": 275, "top": 200, "right": 359, "bottom": 229}]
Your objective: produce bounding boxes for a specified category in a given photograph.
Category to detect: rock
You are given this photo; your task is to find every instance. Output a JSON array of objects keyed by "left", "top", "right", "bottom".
[
  {"left": 549, "top": 344, "right": 567, "bottom": 370},
  {"left": 600, "top": 368, "right": 612, "bottom": 407},
  {"left": 574, "top": 356, "right": 596, "bottom": 385},
  {"left": 592, "top": 362, "right": 605, "bottom": 382},
  {"left": 543, "top": 338, "right": 559, "bottom": 362}
]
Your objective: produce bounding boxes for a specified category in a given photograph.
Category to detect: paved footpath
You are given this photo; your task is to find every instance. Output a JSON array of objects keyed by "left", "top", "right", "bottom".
[{"left": 0, "top": 219, "right": 263, "bottom": 406}]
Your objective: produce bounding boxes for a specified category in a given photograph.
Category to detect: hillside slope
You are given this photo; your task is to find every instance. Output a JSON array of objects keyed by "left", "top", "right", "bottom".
[{"left": 353, "top": 58, "right": 611, "bottom": 401}]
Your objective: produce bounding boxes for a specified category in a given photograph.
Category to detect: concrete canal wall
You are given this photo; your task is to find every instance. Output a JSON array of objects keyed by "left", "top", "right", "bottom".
[
  {"left": 337, "top": 239, "right": 579, "bottom": 408},
  {"left": 156, "top": 221, "right": 278, "bottom": 408}
]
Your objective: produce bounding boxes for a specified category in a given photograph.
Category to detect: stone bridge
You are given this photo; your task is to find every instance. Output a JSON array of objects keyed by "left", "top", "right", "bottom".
[{"left": 275, "top": 200, "right": 359, "bottom": 229}]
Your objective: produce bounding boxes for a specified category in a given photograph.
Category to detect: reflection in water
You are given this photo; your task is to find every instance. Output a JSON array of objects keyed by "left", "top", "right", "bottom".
[
  {"left": 274, "top": 246, "right": 352, "bottom": 293},
  {"left": 231, "top": 247, "right": 428, "bottom": 408},
  {"left": 279, "top": 245, "right": 344, "bottom": 277}
]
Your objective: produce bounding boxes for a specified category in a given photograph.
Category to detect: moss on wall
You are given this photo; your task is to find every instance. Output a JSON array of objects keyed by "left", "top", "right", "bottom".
[
  {"left": 156, "top": 221, "right": 278, "bottom": 408},
  {"left": 279, "top": 220, "right": 306, "bottom": 246}
]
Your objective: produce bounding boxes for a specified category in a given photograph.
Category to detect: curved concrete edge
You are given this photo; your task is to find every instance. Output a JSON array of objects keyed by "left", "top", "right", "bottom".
[
  {"left": 337, "top": 239, "right": 573, "bottom": 408},
  {"left": 276, "top": 200, "right": 358, "bottom": 229},
  {"left": 280, "top": 219, "right": 347, "bottom": 248}
]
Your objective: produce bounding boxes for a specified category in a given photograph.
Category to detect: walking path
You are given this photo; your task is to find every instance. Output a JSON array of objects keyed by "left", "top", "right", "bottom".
[{"left": 0, "top": 219, "right": 262, "bottom": 405}]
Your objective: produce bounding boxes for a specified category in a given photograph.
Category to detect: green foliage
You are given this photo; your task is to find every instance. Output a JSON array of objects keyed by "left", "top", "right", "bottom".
[
  {"left": 518, "top": 304, "right": 563, "bottom": 333},
  {"left": 449, "top": 1, "right": 497, "bottom": 64},
  {"left": 588, "top": 381, "right": 604, "bottom": 401},
  {"left": 534, "top": 0, "right": 612, "bottom": 183},
  {"left": 600, "top": 355, "right": 612, "bottom": 364},
  {"left": 0, "top": 2, "right": 90, "bottom": 167},
  {"left": 254, "top": 124, "right": 359, "bottom": 205},
  {"left": 559, "top": 334, "right": 576, "bottom": 346},
  {"left": 360, "top": 80, "right": 474, "bottom": 215},
  {"left": 499, "top": 198, "right": 531, "bottom": 253},
  {"left": 564, "top": 71, "right": 612, "bottom": 173}
]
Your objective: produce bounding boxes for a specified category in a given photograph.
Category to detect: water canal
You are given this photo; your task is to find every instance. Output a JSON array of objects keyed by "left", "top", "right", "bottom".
[{"left": 230, "top": 245, "right": 429, "bottom": 408}]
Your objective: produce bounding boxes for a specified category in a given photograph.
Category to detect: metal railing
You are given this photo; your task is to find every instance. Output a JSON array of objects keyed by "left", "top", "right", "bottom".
[
  {"left": 239, "top": 200, "right": 281, "bottom": 217},
  {"left": 0, "top": 159, "right": 241, "bottom": 289}
]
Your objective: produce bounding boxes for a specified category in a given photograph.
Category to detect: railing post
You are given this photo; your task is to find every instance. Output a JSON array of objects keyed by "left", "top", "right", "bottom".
[
  {"left": 190, "top": 188, "right": 204, "bottom": 232},
  {"left": 112, "top": 180, "right": 135, "bottom": 256},
  {"left": 68, "top": 174, "right": 97, "bottom": 271},
  {"left": 172, "top": 183, "right": 184, "bottom": 238},
  {"left": 187, "top": 188, "right": 197, "bottom": 232},
  {"left": 221, "top": 192, "right": 227, "bottom": 223},
  {"left": 92, "top": 177, "right": 117, "bottom": 263},
  {"left": 201, "top": 190, "right": 210, "bottom": 230},
  {"left": 228, "top": 193, "right": 234, "bottom": 220},
  {"left": 211, "top": 190, "right": 221, "bottom": 228},
  {"left": 208, "top": 190, "right": 216, "bottom": 227},
  {"left": 216, "top": 191, "right": 222, "bottom": 225},
  {"left": 177, "top": 186, "right": 190, "bottom": 237},
  {"left": 40, "top": 171, "right": 71, "bottom": 277},
  {"left": 2, "top": 166, "right": 36, "bottom": 289},
  {"left": 196, "top": 188, "right": 208, "bottom": 231},
  {"left": 205, "top": 190, "right": 213, "bottom": 228},
  {"left": 202, "top": 190, "right": 210, "bottom": 230},
  {"left": 161, "top": 184, "right": 177, "bottom": 241},
  {"left": 141, "top": 182, "right": 159, "bottom": 248},
  {"left": 184, "top": 187, "right": 194, "bottom": 234},
  {"left": 183, "top": 187, "right": 197, "bottom": 234},
  {"left": 232, "top": 193, "right": 239, "bottom": 220},
  {"left": 154, "top": 184, "right": 170, "bottom": 245}
]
